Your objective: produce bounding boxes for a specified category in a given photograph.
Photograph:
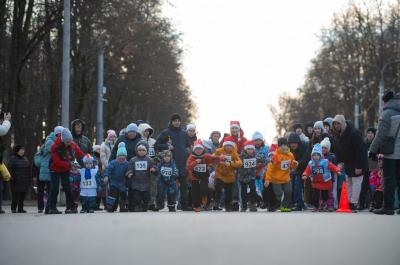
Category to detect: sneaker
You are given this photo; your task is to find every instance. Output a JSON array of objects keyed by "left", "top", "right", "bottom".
[
  {"left": 168, "top": 206, "right": 176, "bottom": 212},
  {"left": 46, "top": 208, "right": 62, "bottom": 215},
  {"left": 80, "top": 209, "right": 86, "bottom": 214},
  {"left": 193, "top": 207, "right": 201, "bottom": 213},
  {"left": 213, "top": 206, "right": 222, "bottom": 211},
  {"left": 65, "top": 208, "right": 78, "bottom": 214},
  {"left": 280, "top": 207, "right": 291, "bottom": 213},
  {"left": 373, "top": 208, "right": 394, "bottom": 215}
]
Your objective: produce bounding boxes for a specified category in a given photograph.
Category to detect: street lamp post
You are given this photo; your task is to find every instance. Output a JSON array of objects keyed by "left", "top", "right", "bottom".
[
  {"left": 61, "top": 0, "right": 70, "bottom": 128},
  {"left": 379, "top": 59, "right": 400, "bottom": 115}
]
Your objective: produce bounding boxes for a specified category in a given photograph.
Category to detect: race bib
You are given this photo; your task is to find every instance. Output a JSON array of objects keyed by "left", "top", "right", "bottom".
[
  {"left": 82, "top": 180, "right": 92, "bottom": 187},
  {"left": 148, "top": 147, "right": 155, "bottom": 157},
  {"left": 194, "top": 164, "right": 207, "bottom": 173},
  {"left": 243, "top": 158, "right": 257, "bottom": 169},
  {"left": 281, "top": 160, "right": 291, "bottom": 171},
  {"left": 225, "top": 156, "right": 232, "bottom": 162},
  {"left": 312, "top": 166, "right": 324, "bottom": 175},
  {"left": 160, "top": 166, "right": 172, "bottom": 177},
  {"left": 135, "top": 161, "right": 148, "bottom": 171}
]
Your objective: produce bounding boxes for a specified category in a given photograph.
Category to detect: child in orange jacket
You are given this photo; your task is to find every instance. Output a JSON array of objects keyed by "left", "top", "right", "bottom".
[
  {"left": 187, "top": 140, "right": 220, "bottom": 212},
  {"left": 264, "top": 138, "right": 298, "bottom": 212},
  {"left": 213, "top": 137, "right": 243, "bottom": 211}
]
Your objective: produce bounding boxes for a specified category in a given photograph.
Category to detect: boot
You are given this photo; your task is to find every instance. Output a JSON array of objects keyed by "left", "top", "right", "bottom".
[
  {"left": 249, "top": 204, "right": 257, "bottom": 212},
  {"left": 46, "top": 208, "right": 62, "bottom": 215},
  {"left": 168, "top": 205, "right": 176, "bottom": 212},
  {"left": 373, "top": 208, "right": 394, "bottom": 215},
  {"left": 232, "top": 202, "right": 239, "bottom": 212}
]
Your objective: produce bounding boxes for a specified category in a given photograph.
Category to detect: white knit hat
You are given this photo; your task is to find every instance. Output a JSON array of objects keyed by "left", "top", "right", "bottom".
[{"left": 320, "top": 137, "right": 331, "bottom": 151}]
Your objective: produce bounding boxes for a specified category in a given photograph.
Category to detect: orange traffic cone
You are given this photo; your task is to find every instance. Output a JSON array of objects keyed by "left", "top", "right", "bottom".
[{"left": 336, "top": 181, "right": 352, "bottom": 213}]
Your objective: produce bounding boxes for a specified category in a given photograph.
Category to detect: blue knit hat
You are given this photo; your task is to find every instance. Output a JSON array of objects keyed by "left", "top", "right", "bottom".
[
  {"left": 311, "top": 143, "right": 323, "bottom": 157},
  {"left": 252, "top": 131, "right": 264, "bottom": 141},
  {"left": 126, "top": 123, "right": 139, "bottom": 133},
  {"left": 117, "top": 142, "right": 127, "bottom": 157},
  {"left": 54, "top": 126, "right": 64, "bottom": 135},
  {"left": 82, "top": 154, "right": 94, "bottom": 164},
  {"left": 323, "top": 117, "right": 333, "bottom": 127},
  {"left": 313, "top": 121, "right": 324, "bottom": 131},
  {"left": 61, "top": 128, "right": 73, "bottom": 143}
]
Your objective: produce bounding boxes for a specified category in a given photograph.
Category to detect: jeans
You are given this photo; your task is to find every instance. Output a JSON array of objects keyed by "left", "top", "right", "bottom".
[
  {"left": 291, "top": 174, "right": 304, "bottom": 209},
  {"left": 37, "top": 180, "right": 50, "bottom": 211},
  {"left": 48, "top": 172, "right": 74, "bottom": 210},
  {"left": 382, "top": 158, "right": 400, "bottom": 210},
  {"left": 81, "top": 196, "right": 97, "bottom": 211},
  {"left": 107, "top": 186, "right": 127, "bottom": 212},
  {"left": 157, "top": 180, "right": 177, "bottom": 209}
]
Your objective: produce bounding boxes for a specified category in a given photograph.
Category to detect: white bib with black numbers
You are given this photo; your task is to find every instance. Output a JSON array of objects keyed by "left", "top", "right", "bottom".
[
  {"left": 281, "top": 160, "right": 291, "bottom": 171},
  {"left": 194, "top": 164, "right": 207, "bottom": 173},
  {"left": 148, "top": 147, "right": 155, "bottom": 157},
  {"left": 160, "top": 166, "right": 173, "bottom": 177},
  {"left": 243, "top": 158, "right": 257, "bottom": 169},
  {"left": 225, "top": 156, "right": 232, "bottom": 162},
  {"left": 135, "top": 161, "right": 148, "bottom": 171}
]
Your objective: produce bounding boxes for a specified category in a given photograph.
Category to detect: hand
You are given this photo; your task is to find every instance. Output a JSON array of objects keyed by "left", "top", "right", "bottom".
[
  {"left": 150, "top": 168, "right": 156, "bottom": 173},
  {"left": 128, "top": 173, "right": 133, "bottom": 179},
  {"left": 224, "top": 161, "right": 231, "bottom": 166},
  {"left": 302, "top": 175, "right": 307, "bottom": 180},
  {"left": 355, "top": 168, "right": 362, "bottom": 176},
  {"left": 196, "top": 159, "right": 202, "bottom": 164},
  {"left": 4, "top": 112, "right": 11, "bottom": 121},
  {"left": 104, "top": 177, "right": 109, "bottom": 183},
  {"left": 292, "top": 160, "right": 299, "bottom": 168},
  {"left": 264, "top": 181, "right": 270, "bottom": 188}
]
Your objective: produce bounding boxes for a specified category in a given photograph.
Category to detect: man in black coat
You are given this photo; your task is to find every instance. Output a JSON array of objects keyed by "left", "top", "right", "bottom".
[{"left": 332, "top": 115, "right": 368, "bottom": 211}]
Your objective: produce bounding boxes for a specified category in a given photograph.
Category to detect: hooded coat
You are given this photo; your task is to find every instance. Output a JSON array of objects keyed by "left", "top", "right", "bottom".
[
  {"left": 71, "top": 119, "right": 92, "bottom": 155},
  {"left": 138, "top": 123, "right": 157, "bottom": 158}
]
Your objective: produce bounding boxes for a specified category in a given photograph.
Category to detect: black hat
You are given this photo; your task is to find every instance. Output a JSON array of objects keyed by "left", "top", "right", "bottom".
[
  {"left": 287, "top": 133, "right": 301, "bottom": 144},
  {"left": 14, "top": 144, "right": 24, "bottom": 154},
  {"left": 277, "top": 137, "right": 288, "bottom": 147},
  {"left": 170, "top": 113, "right": 182, "bottom": 122},
  {"left": 367, "top": 127, "right": 377, "bottom": 134},
  {"left": 382, "top": 91, "right": 395, "bottom": 103}
]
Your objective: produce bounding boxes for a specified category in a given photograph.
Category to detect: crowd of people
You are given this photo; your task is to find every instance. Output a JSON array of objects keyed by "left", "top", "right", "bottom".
[{"left": 0, "top": 91, "right": 399, "bottom": 215}]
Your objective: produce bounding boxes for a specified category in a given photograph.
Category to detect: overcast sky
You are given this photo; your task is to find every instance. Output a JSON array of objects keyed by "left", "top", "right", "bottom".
[{"left": 163, "top": 0, "right": 352, "bottom": 143}]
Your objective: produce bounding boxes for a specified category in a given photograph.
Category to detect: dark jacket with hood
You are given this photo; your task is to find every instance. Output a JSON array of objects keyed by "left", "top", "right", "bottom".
[
  {"left": 110, "top": 132, "right": 143, "bottom": 162},
  {"left": 127, "top": 141, "right": 155, "bottom": 191},
  {"left": 71, "top": 119, "right": 92, "bottom": 155},
  {"left": 155, "top": 122, "right": 191, "bottom": 177},
  {"left": 333, "top": 116, "right": 368, "bottom": 177},
  {"left": 288, "top": 133, "right": 308, "bottom": 176},
  {"left": 8, "top": 146, "right": 31, "bottom": 192}
]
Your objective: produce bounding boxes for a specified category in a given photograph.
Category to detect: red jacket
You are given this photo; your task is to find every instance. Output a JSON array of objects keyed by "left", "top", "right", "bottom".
[
  {"left": 50, "top": 137, "right": 84, "bottom": 173},
  {"left": 187, "top": 153, "right": 220, "bottom": 181},
  {"left": 220, "top": 130, "right": 247, "bottom": 153}
]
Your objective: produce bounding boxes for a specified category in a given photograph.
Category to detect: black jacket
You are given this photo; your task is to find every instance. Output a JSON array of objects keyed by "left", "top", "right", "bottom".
[
  {"left": 291, "top": 142, "right": 308, "bottom": 176},
  {"left": 8, "top": 154, "right": 31, "bottom": 192}
]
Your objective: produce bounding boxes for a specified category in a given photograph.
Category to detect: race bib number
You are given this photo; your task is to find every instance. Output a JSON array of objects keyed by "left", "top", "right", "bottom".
[
  {"left": 194, "top": 164, "right": 207, "bottom": 173},
  {"left": 148, "top": 147, "right": 155, "bottom": 157},
  {"left": 281, "top": 160, "right": 291, "bottom": 171},
  {"left": 225, "top": 156, "right": 232, "bottom": 162},
  {"left": 82, "top": 180, "right": 92, "bottom": 187},
  {"left": 243, "top": 158, "right": 257, "bottom": 169},
  {"left": 312, "top": 166, "right": 324, "bottom": 175},
  {"left": 135, "top": 161, "right": 148, "bottom": 171},
  {"left": 161, "top": 167, "right": 172, "bottom": 177}
]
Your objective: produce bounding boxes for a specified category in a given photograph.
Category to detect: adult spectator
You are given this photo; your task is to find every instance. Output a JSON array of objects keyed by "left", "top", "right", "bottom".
[
  {"left": 71, "top": 119, "right": 92, "bottom": 155},
  {"left": 110, "top": 123, "right": 142, "bottom": 161}
]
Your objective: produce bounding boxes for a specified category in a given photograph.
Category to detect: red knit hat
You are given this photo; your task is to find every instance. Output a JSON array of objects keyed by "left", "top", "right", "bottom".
[
  {"left": 193, "top": 139, "right": 204, "bottom": 150},
  {"left": 223, "top": 136, "right": 236, "bottom": 148},
  {"left": 243, "top": 140, "right": 255, "bottom": 150}
]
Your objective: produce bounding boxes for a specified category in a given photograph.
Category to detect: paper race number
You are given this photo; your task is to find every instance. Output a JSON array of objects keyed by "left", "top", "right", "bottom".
[
  {"left": 160, "top": 167, "right": 172, "bottom": 177},
  {"left": 243, "top": 158, "right": 257, "bottom": 169},
  {"left": 135, "top": 161, "right": 148, "bottom": 171},
  {"left": 281, "top": 160, "right": 291, "bottom": 170},
  {"left": 194, "top": 164, "right": 207, "bottom": 173}
]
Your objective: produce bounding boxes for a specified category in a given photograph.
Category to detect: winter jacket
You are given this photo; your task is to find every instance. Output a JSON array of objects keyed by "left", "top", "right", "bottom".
[
  {"left": 104, "top": 159, "right": 129, "bottom": 192},
  {"left": 303, "top": 159, "right": 340, "bottom": 190},
  {"left": 239, "top": 151, "right": 265, "bottom": 183},
  {"left": 264, "top": 149, "right": 297, "bottom": 184},
  {"left": 157, "top": 160, "right": 179, "bottom": 183},
  {"left": 127, "top": 155, "right": 155, "bottom": 191},
  {"left": 370, "top": 98, "right": 400, "bottom": 159},
  {"left": 39, "top": 132, "right": 56, "bottom": 181},
  {"left": 138, "top": 123, "right": 157, "bottom": 158},
  {"left": 290, "top": 142, "right": 308, "bottom": 177},
  {"left": 100, "top": 140, "right": 115, "bottom": 169},
  {"left": 50, "top": 137, "right": 84, "bottom": 173},
  {"left": 155, "top": 124, "right": 191, "bottom": 177},
  {"left": 187, "top": 152, "right": 218, "bottom": 181},
  {"left": 214, "top": 147, "right": 242, "bottom": 183},
  {"left": 8, "top": 154, "right": 31, "bottom": 192},
  {"left": 333, "top": 122, "right": 368, "bottom": 177},
  {"left": 220, "top": 130, "right": 247, "bottom": 153},
  {"left": 255, "top": 145, "right": 269, "bottom": 178},
  {"left": 110, "top": 134, "right": 143, "bottom": 161},
  {"left": 71, "top": 119, "right": 93, "bottom": 155}
]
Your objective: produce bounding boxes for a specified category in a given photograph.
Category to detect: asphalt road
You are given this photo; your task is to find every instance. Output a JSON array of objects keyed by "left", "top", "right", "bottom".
[{"left": 0, "top": 207, "right": 399, "bottom": 265}]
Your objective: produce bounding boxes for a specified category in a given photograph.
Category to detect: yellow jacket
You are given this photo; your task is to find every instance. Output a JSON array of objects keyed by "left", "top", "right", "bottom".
[
  {"left": 214, "top": 147, "right": 243, "bottom": 183},
  {"left": 264, "top": 149, "right": 297, "bottom": 184}
]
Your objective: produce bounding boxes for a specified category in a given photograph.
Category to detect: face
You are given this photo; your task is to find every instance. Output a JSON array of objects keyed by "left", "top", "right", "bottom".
[
  {"left": 307, "top": 127, "right": 313, "bottom": 135},
  {"left": 127, "top": 131, "right": 137, "bottom": 139},
  {"left": 312, "top": 153, "right": 321, "bottom": 161},
  {"left": 279, "top": 145, "right": 288, "bottom": 153},
  {"left": 211, "top": 134, "right": 221, "bottom": 144},
  {"left": 74, "top": 123, "right": 82, "bottom": 135},
  {"left": 254, "top": 139, "right": 263, "bottom": 148},
  {"left": 187, "top": 129, "right": 196, "bottom": 138},
  {"left": 137, "top": 148, "right": 147, "bottom": 156},
  {"left": 366, "top": 131, "right": 375, "bottom": 142},
  {"left": 246, "top": 148, "right": 254, "bottom": 155},
  {"left": 172, "top": 119, "right": 181, "bottom": 128},
  {"left": 324, "top": 125, "right": 330, "bottom": 132},
  {"left": 143, "top": 130, "right": 150, "bottom": 138},
  {"left": 109, "top": 134, "right": 117, "bottom": 142},
  {"left": 295, "top": 128, "right": 303, "bottom": 135},
  {"left": 17, "top": 148, "right": 25, "bottom": 156},
  {"left": 163, "top": 156, "right": 171, "bottom": 163},
  {"left": 313, "top": 127, "right": 322, "bottom": 136},
  {"left": 224, "top": 145, "right": 233, "bottom": 152},
  {"left": 289, "top": 143, "right": 298, "bottom": 150},
  {"left": 322, "top": 146, "right": 329, "bottom": 155},
  {"left": 230, "top": 127, "right": 239, "bottom": 136},
  {"left": 85, "top": 162, "right": 93, "bottom": 169},
  {"left": 117, "top": 156, "right": 126, "bottom": 162},
  {"left": 194, "top": 148, "right": 203, "bottom": 156},
  {"left": 333, "top": 122, "right": 341, "bottom": 133}
]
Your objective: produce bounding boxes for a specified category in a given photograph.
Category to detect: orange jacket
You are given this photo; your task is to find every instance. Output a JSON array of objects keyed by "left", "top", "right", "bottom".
[
  {"left": 214, "top": 147, "right": 243, "bottom": 183},
  {"left": 264, "top": 148, "right": 297, "bottom": 184},
  {"left": 187, "top": 153, "right": 220, "bottom": 181}
]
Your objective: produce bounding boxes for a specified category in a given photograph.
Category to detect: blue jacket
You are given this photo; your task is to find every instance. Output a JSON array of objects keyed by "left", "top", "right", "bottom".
[
  {"left": 157, "top": 160, "right": 179, "bottom": 183},
  {"left": 155, "top": 124, "right": 191, "bottom": 177},
  {"left": 39, "top": 133, "right": 56, "bottom": 181},
  {"left": 104, "top": 159, "right": 129, "bottom": 192}
]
